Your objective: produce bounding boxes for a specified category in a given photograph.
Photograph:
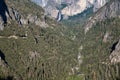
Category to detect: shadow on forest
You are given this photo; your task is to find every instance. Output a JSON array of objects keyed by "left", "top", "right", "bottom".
[
  {"left": 0, "top": 0, "right": 11, "bottom": 24},
  {"left": 0, "top": 50, "right": 8, "bottom": 64},
  {"left": 0, "top": 76, "right": 13, "bottom": 80}
]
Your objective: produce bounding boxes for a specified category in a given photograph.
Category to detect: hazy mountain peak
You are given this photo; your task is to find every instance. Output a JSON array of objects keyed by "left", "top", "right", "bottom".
[{"left": 32, "top": 0, "right": 109, "bottom": 19}]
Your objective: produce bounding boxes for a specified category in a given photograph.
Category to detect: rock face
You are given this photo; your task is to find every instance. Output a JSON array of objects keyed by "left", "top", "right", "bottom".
[
  {"left": 32, "top": 0, "right": 109, "bottom": 19},
  {"left": 33, "top": 0, "right": 48, "bottom": 7},
  {"left": 0, "top": 6, "right": 48, "bottom": 30},
  {"left": 110, "top": 39, "right": 120, "bottom": 64},
  {"left": 11, "top": 8, "right": 22, "bottom": 25},
  {"left": 85, "top": 0, "right": 120, "bottom": 33},
  {"left": 93, "top": 0, "right": 107, "bottom": 12},
  {"left": 103, "top": 32, "right": 110, "bottom": 43}
]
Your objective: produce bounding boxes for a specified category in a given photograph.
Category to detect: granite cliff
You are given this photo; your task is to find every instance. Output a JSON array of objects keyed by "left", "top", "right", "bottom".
[
  {"left": 85, "top": 0, "right": 120, "bottom": 33},
  {"left": 32, "top": 0, "right": 109, "bottom": 20}
]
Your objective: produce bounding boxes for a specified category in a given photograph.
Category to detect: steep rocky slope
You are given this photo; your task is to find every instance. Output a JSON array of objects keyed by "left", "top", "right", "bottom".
[
  {"left": 0, "top": 0, "right": 46, "bottom": 30},
  {"left": 80, "top": 18, "right": 120, "bottom": 80},
  {"left": 85, "top": 0, "right": 120, "bottom": 33},
  {"left": 110, "top": 39, "right": 120, "bottom": 64},
  {"left": 76, "top": 0, "right": 120, "bottom": 79}
]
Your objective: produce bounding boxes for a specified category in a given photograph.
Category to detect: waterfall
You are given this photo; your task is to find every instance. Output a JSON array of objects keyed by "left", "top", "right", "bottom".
[{"left": 57, "top": 10, "right": 62, "bottom": 21}]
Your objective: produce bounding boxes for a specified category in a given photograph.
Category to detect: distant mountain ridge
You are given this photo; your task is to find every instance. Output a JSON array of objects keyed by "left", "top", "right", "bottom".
[{"left": 32, "top": 0, "right": 109, "bottom": 20}]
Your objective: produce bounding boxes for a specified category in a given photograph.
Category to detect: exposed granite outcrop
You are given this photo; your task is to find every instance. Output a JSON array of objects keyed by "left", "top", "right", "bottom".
[
  {"left": 110, "top": 39, "right": 120, "bottom": 64},
  {"left": 32, "top": 0, "right": 109, "bottom": 19},
  {"left": 0, "top": 3, "right": 48, "bottom": 30},
  {"left": 85, "top": 0, "right": 120, "bottom": 33}
]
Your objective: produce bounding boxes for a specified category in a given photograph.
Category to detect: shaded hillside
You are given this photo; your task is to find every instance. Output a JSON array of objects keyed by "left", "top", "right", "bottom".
[
  {"left": 80, "top": 17, "right": 120, "bottom": 80},
  {"left": 70, "top": 1, "right": 120, "bottom": 80}
]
